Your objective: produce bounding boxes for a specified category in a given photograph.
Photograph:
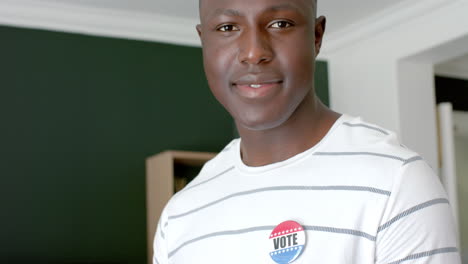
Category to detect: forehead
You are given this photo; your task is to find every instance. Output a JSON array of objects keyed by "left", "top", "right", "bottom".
[{"left": 199, "top": 0, "right": 314, "bottom": 21}]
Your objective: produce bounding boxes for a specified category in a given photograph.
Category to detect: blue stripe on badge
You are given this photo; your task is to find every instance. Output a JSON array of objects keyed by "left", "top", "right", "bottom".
[{"left": 270, "top": 245, "right": 304, "bottom": 264}]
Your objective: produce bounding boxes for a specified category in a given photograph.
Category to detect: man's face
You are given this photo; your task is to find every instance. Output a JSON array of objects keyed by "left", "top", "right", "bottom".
[{"left": 197, "top": 0, "right": 324, "bottom": 131}]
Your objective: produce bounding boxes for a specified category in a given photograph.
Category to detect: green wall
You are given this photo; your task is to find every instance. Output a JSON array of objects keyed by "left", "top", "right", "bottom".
[{"left": 0, "top": 25, "right": 329, "bottom": 263}]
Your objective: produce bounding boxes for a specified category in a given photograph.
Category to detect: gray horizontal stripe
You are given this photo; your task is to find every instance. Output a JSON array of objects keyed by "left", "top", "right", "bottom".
[
  {"left": 168, "top": 185, "right": 390, "bottom": 220},
  {"left": 183, "top": 166, "right": 235, "bottom": 192},
  {"left": 169, "top": 224, "right": 374, "bottom": 259},
  {"left": 304, "top": 225, "right": 375, "bottom": 241},
  {"left": 343, "top": 122, "right": 389, "bottom": 135},
  {"left": 314, "top": 151, "right": 416, "bottom": 163},
  {"left": 402, "top": 156, "right": 423, "bottom": 166},
  {"left": 168, "top": 226, "right": 275, "bottom": 258},
  {"left": 378, "top": 198, "right": 449, "bottom": 233},
  {"left": 387, "top": 247, "right": 458, "bottom": 264}
]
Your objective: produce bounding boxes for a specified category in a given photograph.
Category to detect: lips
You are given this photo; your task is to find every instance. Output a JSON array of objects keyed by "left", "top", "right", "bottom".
[
  {"left": 232, "top": 74, "right": 283, "bottom": 99},
  {"left": 233, "top": 73, "right": 283, "bottom": 86}
]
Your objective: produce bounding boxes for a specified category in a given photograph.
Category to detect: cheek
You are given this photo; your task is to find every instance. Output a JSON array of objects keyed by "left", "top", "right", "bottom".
[
  {"left": 281, "top": 47, "right": 315, "bottom": 88},
  {"left": 276, "top": 31, "right": 315, "bottom": 84},
  {"left": 202, "top": 43, "right": 237, "bottom": 103}
]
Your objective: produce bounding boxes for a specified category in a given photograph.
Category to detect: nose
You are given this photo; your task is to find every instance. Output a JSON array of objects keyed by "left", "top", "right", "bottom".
[{"left": 238, "top": 28, "right": 274, "bottom": 65}]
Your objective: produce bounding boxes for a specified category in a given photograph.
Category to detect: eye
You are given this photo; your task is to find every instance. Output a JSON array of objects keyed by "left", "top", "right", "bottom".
[
  {"left": 217, "top": 24, "right": 240, "bottom": 32},
  {"left": 270, "top": 21, "right": 293, "bottom": 29}
]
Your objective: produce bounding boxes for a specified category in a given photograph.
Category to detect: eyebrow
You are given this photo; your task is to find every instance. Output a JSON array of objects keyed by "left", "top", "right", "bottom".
[{"left": 208, "top": 3, "right": 305, "bottom": 20}]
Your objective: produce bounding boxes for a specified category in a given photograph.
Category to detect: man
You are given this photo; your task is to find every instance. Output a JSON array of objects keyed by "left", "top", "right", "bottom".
[{"left": 153, "top": 0, "right": 461, "bottom": 263}]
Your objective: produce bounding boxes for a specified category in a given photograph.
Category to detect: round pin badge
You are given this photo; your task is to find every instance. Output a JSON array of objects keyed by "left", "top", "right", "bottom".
[{"left": 269, "top": 220, "right": 306, "bottom": 264}]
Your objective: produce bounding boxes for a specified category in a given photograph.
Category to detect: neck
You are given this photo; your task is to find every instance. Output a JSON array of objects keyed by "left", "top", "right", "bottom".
[{"left": 237, "top": 95, "right": 340, "bottom": 167}]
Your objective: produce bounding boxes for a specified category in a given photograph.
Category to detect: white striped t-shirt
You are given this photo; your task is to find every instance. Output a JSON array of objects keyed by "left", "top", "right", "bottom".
[{"left": 153, "top": 114, "right": 460, "bottom": 264}]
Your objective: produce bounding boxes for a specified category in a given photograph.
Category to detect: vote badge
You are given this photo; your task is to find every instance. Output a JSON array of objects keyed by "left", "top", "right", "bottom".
[{"left": 269, "top": 220, "right": 306, "bottom": 264}]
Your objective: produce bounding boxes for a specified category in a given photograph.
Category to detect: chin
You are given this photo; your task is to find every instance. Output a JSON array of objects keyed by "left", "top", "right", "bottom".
[{"left": 235, "top": 108, "right": 292, "bottom": 132}]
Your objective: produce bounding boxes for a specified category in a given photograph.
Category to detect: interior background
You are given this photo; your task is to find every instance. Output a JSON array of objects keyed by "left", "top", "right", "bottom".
[{"left": 0, "top": 24, "right": 330, "bottom": 263}]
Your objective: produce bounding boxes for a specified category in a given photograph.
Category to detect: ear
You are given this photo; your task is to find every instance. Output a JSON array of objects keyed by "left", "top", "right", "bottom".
[
  {"left": 196, "top": 24, "right": 202, "bottom": 38},
  {"left": 314, "top": 16, "right": 326, "bottom": 57}
]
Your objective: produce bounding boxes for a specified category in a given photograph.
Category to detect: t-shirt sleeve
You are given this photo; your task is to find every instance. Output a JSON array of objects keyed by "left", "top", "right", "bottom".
[
  {"left": 375, "top": 159, "right": 461, "bottom": 264},
  {"left": 153, "top": 206, "right": 170, "bottom": 264}
]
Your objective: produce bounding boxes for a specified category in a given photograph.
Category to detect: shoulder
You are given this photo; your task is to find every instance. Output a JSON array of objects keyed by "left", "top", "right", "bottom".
[
  {"left": 315, "top": 114, "right": 432, "bottom": 191},
  {"left": 336, "top": 114, "right": 447, "bottom": 198},
  {"left": 184, "top": 138, "right": 238, "bottom": 189},
  {"left": 321, "top": 115, "right": 423, "bottom": 167},
  {"left": 324, "top": 116, "right": 459, "bottom": 263},
  {"left": 163, "top": 138, "right": 239, "bottom": 213}
]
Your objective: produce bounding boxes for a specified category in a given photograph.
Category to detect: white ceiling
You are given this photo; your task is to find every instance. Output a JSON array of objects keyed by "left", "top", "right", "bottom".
[{"left": 44, "top": 0, "right": 411, "bottom": 35}]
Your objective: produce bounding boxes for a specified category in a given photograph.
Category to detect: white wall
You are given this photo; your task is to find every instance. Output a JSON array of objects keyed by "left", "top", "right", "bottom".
[
  {"left": 397, "top": 61, "right": 438, "bottom": 168},
  {"left": 324, "top": 0, "right": 468, "bottom": 170}
]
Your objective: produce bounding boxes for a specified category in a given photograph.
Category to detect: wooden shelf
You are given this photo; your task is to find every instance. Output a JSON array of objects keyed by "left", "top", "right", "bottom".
[{"left": 145, "top": 150, "right": 216, "bottom": 264}]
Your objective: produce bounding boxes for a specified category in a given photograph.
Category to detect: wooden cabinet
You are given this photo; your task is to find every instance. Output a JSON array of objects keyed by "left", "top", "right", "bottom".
[{"left": 145, "top": 150, "right": 216, "bottom": 264}]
